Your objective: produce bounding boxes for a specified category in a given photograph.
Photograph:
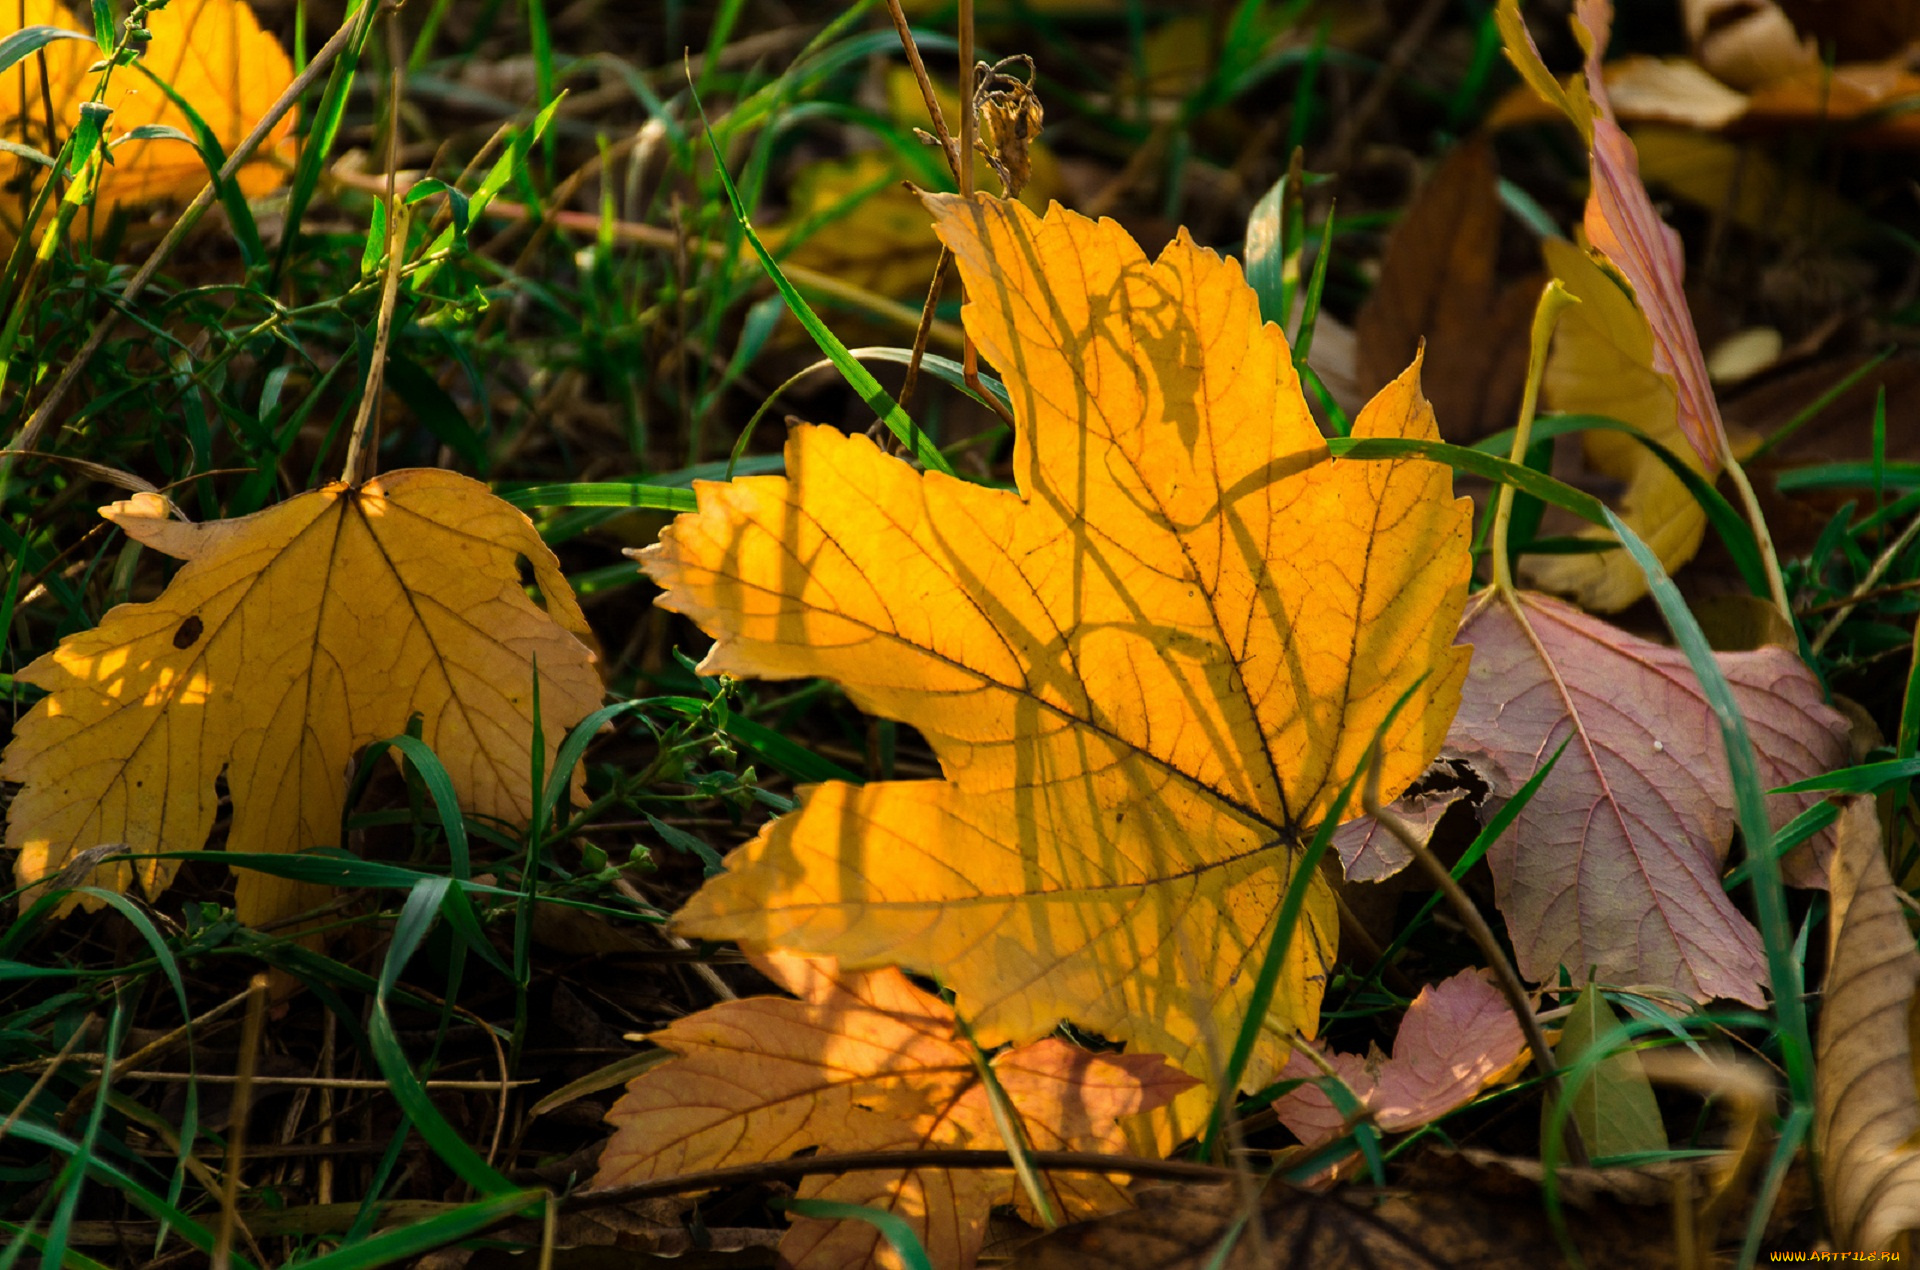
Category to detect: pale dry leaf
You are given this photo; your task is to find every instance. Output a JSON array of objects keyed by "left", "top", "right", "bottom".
[
  {"left": 644, "top": 194, "right": 1474, "bottom": 1122},
  {"left": 0, "top": 471, "right": 602, "bottom": 929}
]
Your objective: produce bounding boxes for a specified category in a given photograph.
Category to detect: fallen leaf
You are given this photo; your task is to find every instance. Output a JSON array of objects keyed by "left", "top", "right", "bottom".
[
  {"left": 643, "top": 194, "right": 1473, "bottom": 1114},
  {"left": 1603, "top": 56, "right": 1751, "bottom": 129},
  {"left": 1551, "top": 980, "right": 1666, "bottom": 1161},
  {"left": 1332, "top": 781, "right": 1467, "bottom": 884},
  {"left": 1353, "top": 138, "right": 1535, "bottom": 442},
  {"left": 1817, "top": 796, "right": 1920, "bottom": 1250},
  {"left": 0, "top": 471, "right": 603, "bottom": 928},
  {"left": 1743, "top": 60, "right": 1920, "bottom": 147},
  {"left": 1630, "top": 126, "right": 1863, "bottom": 245},
  {"left": 1272, "top": 969, "right": 1528, "bottom": 1149},
  {"left": 593, "top": 951, "right": 1195, "bottom": 1270},
  {"left": 1406, "top": 588, "right": 1847, "bottom": 1004},
  {"left": 1, "top": 0, "right": 296, "bottom": 221}
]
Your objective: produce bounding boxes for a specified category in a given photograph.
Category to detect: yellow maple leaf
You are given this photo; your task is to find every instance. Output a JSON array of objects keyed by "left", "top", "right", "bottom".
[
  {"left": 1, "top": 0, "right": 296, "bottom": 225},
  {"left": 596, "top": 950, "right": 1195, "bottom": 1270},
  {"left": 641, "top": 195, "right": 1472, "bottom": 1111},
  {"left": 0, "top": 470, "right": 603, "bottom": 928}
]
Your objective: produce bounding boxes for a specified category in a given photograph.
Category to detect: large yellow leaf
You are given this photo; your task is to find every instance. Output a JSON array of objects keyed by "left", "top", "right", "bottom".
[
  {"left": 643, "top": 194, "right": 1472, "bottom": 1106},
  {"left": 595, "top": 951, "right": 1194, "bottom": 1270},
  {"left": 1, "top": 0, "right": 295, "bottom": 221},
  {"left": 0, "top": 470, "right": 602, "bottom": 928}
]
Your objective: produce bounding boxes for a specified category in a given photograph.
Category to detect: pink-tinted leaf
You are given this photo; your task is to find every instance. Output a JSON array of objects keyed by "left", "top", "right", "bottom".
[
  {"left": 1444, "top": 589, "right": 1847, "bottom": 1005},
  {"left": 1274, "top": 970, "right": 1528, "bottom": 1147}
]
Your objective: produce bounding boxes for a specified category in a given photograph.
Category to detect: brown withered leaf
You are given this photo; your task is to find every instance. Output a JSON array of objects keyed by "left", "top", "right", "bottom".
[{"left": 1354, "top": 139, "right": 1535, "bottom": 442}]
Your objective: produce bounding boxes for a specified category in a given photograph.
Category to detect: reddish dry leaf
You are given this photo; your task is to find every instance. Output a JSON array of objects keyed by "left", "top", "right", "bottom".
[
  {"left": 1405, "top": 589, "right": 1847, "bottom": 1004},
  {"left": 1272, "top": 970, "right": 1528, "bottom": 1148},
  {"left": 594, "top": 951, "right": 1194, "bottom": 1270}
]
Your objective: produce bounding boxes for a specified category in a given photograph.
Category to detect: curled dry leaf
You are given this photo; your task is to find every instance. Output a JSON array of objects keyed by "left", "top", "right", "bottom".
[
  {"left": 593, "top": 951, "right": 1195, "bottom": 1270},
  {"left": 0, "top": 471, "right": 602, "bottom": 929},
  {"left": 643, "top": 194, "right": 1473, "bottom": 1120},
  {"left": 1271, "top": 969, "right": 1528, "bottom": 1149},
  {"left": 1, "top": 0, "right": 296, "bottom": 219},
  {"left": 1371, "top": 589, "right": 1844, "bottom": 1004},
  {"left": 1817, "top": 797, "right": 1920, "bottom": 1251}
]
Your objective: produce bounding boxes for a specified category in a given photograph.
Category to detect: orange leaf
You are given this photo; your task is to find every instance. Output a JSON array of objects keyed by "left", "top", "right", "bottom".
[
  {"left": 2, "top": 0, "right": 295, "bottom": 220},
  {"left": 594, "top": 951, "right": 1195, "bottom": 1270},
  {"left": 0, "top": 471, "right": 602, "bottom": 928},
  {"left": 641, "top": 194, "right": 1473, "bottom": 1117}
]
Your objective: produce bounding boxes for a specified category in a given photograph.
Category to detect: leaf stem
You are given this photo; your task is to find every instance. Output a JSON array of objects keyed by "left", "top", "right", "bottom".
[
  {"left": 1719, "top": 444, "right": 1794, "bottom": 622},
  {"left": 1490, "top": 280, "right": 1578, "bottom": 595},
  {"left": 339, "top": 202, "right": 412, "bottom": 486}
]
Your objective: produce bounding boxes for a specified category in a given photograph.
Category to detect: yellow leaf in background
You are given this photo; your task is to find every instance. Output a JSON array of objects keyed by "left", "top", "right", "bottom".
[
  {"left": 595, "top": 951, "right": 1195, "bottom": 1270},
  {"left": 1526, "top": 238, "right": 1710, "bottom": 612},
  {"left": 0, "top": 0, "right": 295, "bottom": 224},
  {"left": 0, "top": 471, "right": 602, "bottom": 929},
  {"left": 643, "top": 194, "right": 1472, "bottom": 1118}
]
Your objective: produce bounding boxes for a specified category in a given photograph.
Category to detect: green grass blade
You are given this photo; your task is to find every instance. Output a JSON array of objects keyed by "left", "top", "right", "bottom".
[
  {"left": 1600, "top": 507, "right": 1814, "bottom": 1172},
  {"left": 4, "top": 1120, "right": 256, "bottom": 1270},
  {"left": 502, "top": 482, "right": 696, "bottom": 512},
  {"left": 281, "top": 1189, "right": 544, "bottom": 1269},
  {"left": 370, "top": 879, "right": 523, "bottom": 1197},
  {"left": 776, "top": 1199, "right": 934, "bottom": 1270},
  {"left": 700, "top": 121, "right": 952, "bottom": 476},
  {"left": 1329, "top": 436, "right": 1609, "bottom": 525}
]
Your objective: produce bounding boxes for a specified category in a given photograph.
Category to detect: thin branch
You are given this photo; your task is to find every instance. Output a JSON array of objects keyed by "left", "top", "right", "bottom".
[{"left": 564, "top": 1148, "right": 1240, "bottom": 1212}]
